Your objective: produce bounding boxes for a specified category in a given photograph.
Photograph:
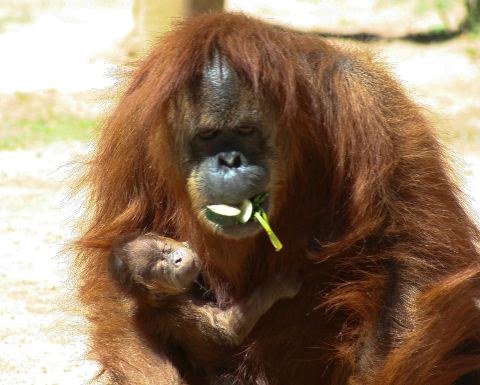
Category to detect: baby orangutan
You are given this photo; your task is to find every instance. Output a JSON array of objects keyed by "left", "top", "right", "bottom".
[{"left": 109, "top": 234, "right": 300, "bottom": 381}]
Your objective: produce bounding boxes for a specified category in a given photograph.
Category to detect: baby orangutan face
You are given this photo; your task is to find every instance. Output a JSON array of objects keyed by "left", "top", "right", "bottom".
[{"left": 109, "top": 234, "right": 202, "bottom": 298}]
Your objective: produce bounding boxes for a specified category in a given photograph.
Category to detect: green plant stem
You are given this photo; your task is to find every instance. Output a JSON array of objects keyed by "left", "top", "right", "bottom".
[{"left": 253, "top": 211, "right": 283, "bottom": 252}]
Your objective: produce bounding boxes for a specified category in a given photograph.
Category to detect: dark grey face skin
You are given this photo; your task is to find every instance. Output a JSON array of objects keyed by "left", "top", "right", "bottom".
[{"left": 174, "top": 53, "right": 276, "bottom": 237}]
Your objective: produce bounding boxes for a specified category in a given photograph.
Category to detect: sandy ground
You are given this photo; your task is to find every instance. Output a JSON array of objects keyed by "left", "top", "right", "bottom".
[
  {"left": 0, "top": 142, "right": 100, "bottom": 384},
  {"left": 0, "top": 1, "right": 479, "bottom": 384}
]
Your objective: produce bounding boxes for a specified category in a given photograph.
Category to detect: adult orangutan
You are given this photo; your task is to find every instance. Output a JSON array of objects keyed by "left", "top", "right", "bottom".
[{"left": 72, "top": 12, "right": 480, "bottom": 385}]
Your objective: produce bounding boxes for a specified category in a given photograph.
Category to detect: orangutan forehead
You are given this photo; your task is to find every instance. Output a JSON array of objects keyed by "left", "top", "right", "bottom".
[
  {"left": 201, "top": 51, "right": 239, "bottom": 111},
  {"left": 172, "top": 54, "right": 263, "bottom": 130}
]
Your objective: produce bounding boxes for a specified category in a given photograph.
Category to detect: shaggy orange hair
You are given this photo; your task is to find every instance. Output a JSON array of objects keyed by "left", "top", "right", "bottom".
[{"left": 72, "top": 12, "right": 480, "bottom": 385}]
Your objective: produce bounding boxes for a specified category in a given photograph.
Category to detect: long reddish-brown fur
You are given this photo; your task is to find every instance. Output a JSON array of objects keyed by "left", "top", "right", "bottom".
[{"left": 72, "top": 12, "right": 480, "bottom": 385}]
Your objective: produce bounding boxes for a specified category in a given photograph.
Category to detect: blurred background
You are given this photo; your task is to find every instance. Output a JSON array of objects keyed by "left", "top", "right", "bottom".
[{"left": 0, "top": 1, "right": 479, "bottom": 384}]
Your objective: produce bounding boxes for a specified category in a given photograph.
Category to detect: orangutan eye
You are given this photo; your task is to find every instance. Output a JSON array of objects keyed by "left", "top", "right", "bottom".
[
  {"left": 235, "top": 126, "right": 255, "bottom": 135},
  {"left": 197, "top": 128, "right": 219, "bottom": 140}
]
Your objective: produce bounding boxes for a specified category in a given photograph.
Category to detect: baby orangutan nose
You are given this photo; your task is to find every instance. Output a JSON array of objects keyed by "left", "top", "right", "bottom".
[
  {"left": 169, "top": 247, "right": 200, "bottom": 282},
  {"left": 169, "top": 248, "right": 186, "bottom": 265},
  {"left": 169, "top": 247, "right": 194, "bottom": 267}
]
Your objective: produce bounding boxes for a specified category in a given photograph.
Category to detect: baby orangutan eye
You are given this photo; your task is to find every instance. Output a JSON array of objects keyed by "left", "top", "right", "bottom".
[{"left": 161, "top": 243, "right": 172, "bottom": 254}]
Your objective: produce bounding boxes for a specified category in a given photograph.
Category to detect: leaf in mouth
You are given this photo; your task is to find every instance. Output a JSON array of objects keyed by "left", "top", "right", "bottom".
[{"left": 204, "top": 193, "right": 283, "bottom": 252}]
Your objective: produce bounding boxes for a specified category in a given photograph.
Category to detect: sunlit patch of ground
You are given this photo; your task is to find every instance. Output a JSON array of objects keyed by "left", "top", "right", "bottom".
[
  {"left": 0, "top": 142, "right": 100, "bottom": 385},
  {"left": 0, "top": 1, "right": 132, "bottom": 93},
  {"left": 0, "top": 91, "right": 101, "bottom": 149}
]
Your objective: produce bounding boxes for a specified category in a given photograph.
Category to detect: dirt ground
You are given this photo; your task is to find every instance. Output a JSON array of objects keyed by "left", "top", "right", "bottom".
[
  {"left": 0, "top": 1, "right": 479, "bottom": 384},
  {"left": 0, "top": 142, "right": 100, "bottom": 384}
]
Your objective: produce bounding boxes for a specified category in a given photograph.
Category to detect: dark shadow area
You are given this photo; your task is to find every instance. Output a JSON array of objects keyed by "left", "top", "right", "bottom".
[
  {"left": 317, "top": 29, "right": 463, "bottom": 43},
  {"left": 401, "top": 29, "right": 463, "bottom": 42},
  {"left": 276, "top": 25, "right": 465, "bottom": 43}
]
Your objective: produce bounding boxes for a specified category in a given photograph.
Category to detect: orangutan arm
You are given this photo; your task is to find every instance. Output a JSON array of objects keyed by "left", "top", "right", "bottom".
[{"left": 168, "top": 274, "right": 301, "bottom": 354}]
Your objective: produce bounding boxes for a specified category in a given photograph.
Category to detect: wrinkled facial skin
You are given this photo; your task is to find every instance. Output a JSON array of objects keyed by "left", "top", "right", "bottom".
[
  {"left": 145, "top": 241, "right": 200, "bottom": 291},
  {"left": 172, "top": 53, "right": 277, "bottom": 238},
  {"left": 110, "top": 236, "right": 202, "bottom": 294}
]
